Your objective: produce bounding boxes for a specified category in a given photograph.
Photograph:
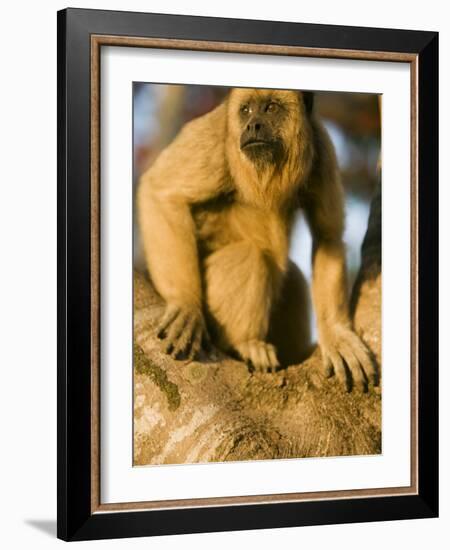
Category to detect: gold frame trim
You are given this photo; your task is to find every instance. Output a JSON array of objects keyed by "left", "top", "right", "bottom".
[{"left": 90, "top": 35, "right": 419, "bottom": 514}]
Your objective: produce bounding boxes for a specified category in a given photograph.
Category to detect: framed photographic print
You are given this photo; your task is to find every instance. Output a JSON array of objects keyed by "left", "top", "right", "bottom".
[{"left": 57, "top": 8, "right": 438, "bottom": 541}]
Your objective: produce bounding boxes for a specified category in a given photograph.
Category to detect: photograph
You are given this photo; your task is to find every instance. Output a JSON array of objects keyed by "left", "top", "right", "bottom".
[
  {"left": 0, "top": 0, "right": 445, "bottom": 547},
  {"left": 132, "top": 83, "right": 382, "bottom": 466},
  {"left": 54, "top": 7, "right": 438, "bottom": 541}
]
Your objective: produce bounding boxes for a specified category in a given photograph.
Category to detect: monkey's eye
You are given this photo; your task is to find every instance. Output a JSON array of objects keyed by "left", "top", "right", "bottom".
[
  {"left": 265, "top": 102, "right": 279, "bottom": 113},
  {"left": 240, "top": 104, "right": 250, "bottom": 115}
]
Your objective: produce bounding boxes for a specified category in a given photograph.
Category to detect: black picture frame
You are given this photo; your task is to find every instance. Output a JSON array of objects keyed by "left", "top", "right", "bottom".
[{"left": 57, "top": 7, "right": 438, "bottom": 541}]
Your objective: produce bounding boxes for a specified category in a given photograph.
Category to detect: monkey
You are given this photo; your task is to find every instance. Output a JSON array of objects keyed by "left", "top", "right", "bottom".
[{"left": 137, "top": 87, "right": 377, "bottom": 391}]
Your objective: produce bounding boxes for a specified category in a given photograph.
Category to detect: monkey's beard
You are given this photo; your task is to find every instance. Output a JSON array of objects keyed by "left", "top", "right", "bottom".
[
  {"left": 240, "top": 139, "right": 285, "bottom": 172},
  {"left": 228, "top": 134, "right": 300, "bottom": 209}
]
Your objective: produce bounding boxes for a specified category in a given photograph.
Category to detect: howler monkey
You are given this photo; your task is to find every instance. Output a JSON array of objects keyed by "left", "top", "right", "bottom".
[{"left": 138, "top": 88, "right": 377, "bottom": 390}]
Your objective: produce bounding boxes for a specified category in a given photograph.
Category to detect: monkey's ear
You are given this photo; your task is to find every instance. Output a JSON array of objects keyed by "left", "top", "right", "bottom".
[{"left": 302, "top": 91, "right": 315, "bottom": 115}]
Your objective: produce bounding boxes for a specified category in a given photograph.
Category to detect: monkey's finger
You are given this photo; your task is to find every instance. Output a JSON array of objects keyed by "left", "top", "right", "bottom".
[
  {"left": 343, "top": 332, "right": 378, "bottom": 378},
  {"left": 157, "top": 305, "right": 180, "bottom": 338},
  {"left": 257, "top": 344, "right": 273, "bottom": 373},
  {"left": 340, "top": 345, "right": 367, "bottom": 392},
  {"left": 174, "top": 314, "right": 203, "bottom": 358},
  {"left": 234, "top": 342, "right": 249, "bottom": 365},
  {"left": 164, "top": 313, "right": 190, "bottom": 354},
  {"left": 172, "top": 318, "right": 197, "bottom": 359},
  {"left": 266, "top": 346, "right": 280, "bottom": 373},
  {"left": 249, "top": 343, "right": 268, "bottom": 372},
  {"left": 176, "top": 317, "right": 209, "bottom": 360},
  {"left": 328, "top": 352, "right": 350, "bottom": 392},
  {"left": 350, "top": 342, "right": 378, "bottom": 386},
  {"left": 253, "top": 343, "right": 265, "bottom": 371},
  {"left": 322, "top": 355, "right": 334, "bottom": 378},
  {"left": 187, "top": 324, "right": 203, "bottom": 360},
  {"left": 255, "top": 343, "right": 279, "bottom": 373},
  {"left": 248, "top": 343, "right": 266, "bottom": 373}
]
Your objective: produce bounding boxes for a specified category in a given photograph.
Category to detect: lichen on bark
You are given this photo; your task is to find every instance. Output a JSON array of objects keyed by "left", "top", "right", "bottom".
[{"left": 134, "top": 343, "right": 181, "bottom": 411}]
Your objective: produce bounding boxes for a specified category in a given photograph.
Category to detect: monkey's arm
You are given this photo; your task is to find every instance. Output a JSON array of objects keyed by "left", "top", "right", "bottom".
[
  {"left": 137, "top": 106, "right": 229, "bottom": 359},
  {"left": 138, "top": 184, "right": 202, "bottom": 308},
  {"left": 138, "top": 183, "right": 206, "bottom": 359},
  {"left": 305, "top": 123, "right": 377, "bottom": 391}
]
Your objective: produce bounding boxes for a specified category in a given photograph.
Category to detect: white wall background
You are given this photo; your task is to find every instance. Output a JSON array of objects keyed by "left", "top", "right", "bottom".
[{"left": 0, "top": 1, "right": 447, "bottom": 548}]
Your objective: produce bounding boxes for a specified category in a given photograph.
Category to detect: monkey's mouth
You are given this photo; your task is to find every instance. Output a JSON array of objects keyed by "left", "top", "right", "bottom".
[{"left": 241, "top": 138, "right": 274, "bottom": 150}]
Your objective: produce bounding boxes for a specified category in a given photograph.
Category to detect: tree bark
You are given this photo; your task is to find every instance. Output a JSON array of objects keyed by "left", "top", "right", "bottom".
[{"left": 133, "top": 186, "right": 382, "bottom": 465}]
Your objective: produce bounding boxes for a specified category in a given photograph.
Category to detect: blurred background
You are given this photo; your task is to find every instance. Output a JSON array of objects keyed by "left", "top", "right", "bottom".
[{"left": 133, "top": 84, "right": 381, "bottom": 337}]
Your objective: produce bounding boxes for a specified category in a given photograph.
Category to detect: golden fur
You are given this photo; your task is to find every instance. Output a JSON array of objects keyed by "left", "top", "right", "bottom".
[{"left": 137, "top": 88, "right": 376, "bottom": 389}]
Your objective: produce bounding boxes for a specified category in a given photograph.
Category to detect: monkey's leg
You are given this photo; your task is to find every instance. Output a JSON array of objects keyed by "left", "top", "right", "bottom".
[
  {"left": 204, "top": 242, "right": 281, "bottom": 373},
  {"left": 267, "top": 260, "right": 312, "bottom": 366}
]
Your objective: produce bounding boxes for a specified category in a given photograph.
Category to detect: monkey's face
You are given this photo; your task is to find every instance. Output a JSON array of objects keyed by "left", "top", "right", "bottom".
[{"left": 228, "top": 89, "right": 310, "bottom": 170}]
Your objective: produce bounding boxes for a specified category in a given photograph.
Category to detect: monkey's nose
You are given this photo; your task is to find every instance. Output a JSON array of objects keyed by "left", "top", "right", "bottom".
[{"left": 247, "top": 121, "right": 263, "bottom": 133}]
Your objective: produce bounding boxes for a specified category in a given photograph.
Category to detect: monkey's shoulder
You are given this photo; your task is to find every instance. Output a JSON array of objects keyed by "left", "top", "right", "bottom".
[
  {"left": 147, "top": 102, "right": 229, "bottom": 188},
  {"left": 175, "top": 101, "right": 228, "bottom": 152}
]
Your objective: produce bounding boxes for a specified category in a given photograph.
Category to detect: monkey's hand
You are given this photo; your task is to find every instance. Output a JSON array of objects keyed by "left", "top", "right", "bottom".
[
  {"left": 319, "top": 324, "right": 378, "bottom": 392},
  {"left": 157, "top": 303, "right": 210, "bottom": 361},
  {"left": 235, "top": 340, "right": 280, "bottom": 374}
]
